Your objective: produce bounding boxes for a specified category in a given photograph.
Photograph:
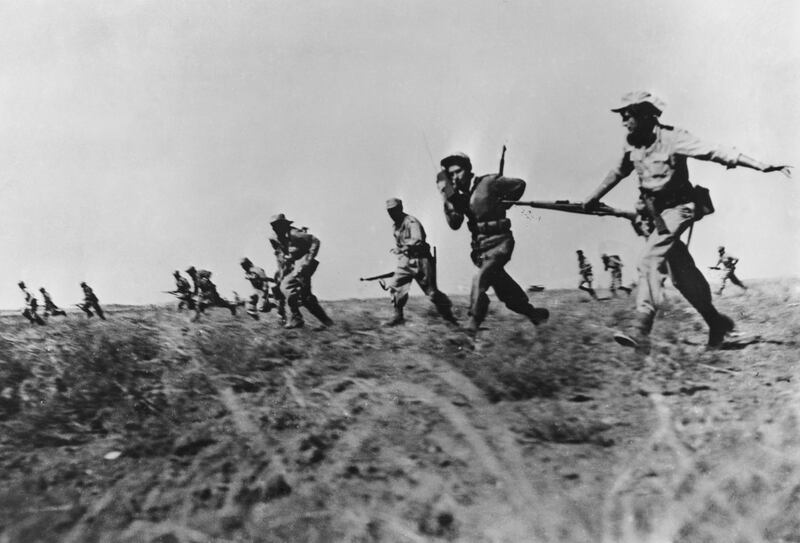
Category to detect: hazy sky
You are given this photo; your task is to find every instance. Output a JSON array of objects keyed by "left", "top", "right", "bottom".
[{"left": 1, "top": 0, "right": 798, "bottom": 308}]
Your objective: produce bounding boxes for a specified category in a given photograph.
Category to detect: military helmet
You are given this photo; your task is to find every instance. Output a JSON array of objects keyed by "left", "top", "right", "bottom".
[
  {"left": 240, "top": 257, "right": 253, "bottom": 267},
  {"left": 269, "top": 213, "right": 293, "bottom": 226},
  {"left": 576, "top": 249, "right": 583, "bottom": 254},
  {"left": 718, "top": 246, "right": 725, "bottom": 252},
  {"left": 185, "top": 266, "right": 196, "bottom": 275},
  {"left": 17, "top": 281, "right": 26, "bottom": 288},
  {"left": 39, "top": 287, "right": 45, "bottom": 292},
  {"left": 440, "top": 152, "right": 472, "bottom": 171},
  {"left": 80, "top": 281, "right": 87, "bottom": 287},
  {"left": 173, "top": 270, "right": 181, "bottom": 277}
]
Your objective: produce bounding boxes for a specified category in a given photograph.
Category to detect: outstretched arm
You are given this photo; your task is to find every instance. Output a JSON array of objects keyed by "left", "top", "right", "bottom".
[
  {"left": 735, "top": 154, "right": 792, "bottom": 177},
  {"left": 674, "top": 129, "right": 792, "bottom": 177},
  {"left": 585, "top": 152, "right": 634, "bottom": 206}
]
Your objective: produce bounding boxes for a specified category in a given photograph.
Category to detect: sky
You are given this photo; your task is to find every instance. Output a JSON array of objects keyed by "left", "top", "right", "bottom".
[{"left": 0, "top": 0, "right": 798, "bottom": 308}]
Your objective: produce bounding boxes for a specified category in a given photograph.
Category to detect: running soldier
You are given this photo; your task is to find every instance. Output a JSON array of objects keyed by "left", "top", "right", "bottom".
[
  {"left": 185, "top": 266, "right": 199, "bottom": 296},
  {"left": 18, "top": 282, "right": 45, "bottom": 325},
  {"left": 436, "top": 152, "right": 549, "bottom": 334},
  {"left": 602, "top": 254, "right": 632, "bottom": 297},
  {"left": 584, "top": 91, "right": 791, "bottom": 349},
  {"left": 78, "top": 282, "right": 106, "bottom": 320},
  {"left": 576, "top": 250, "right": 598, "bottom": 299},
  {"left": 269, "top": 214, "right": 333, "bottom": 329},
  {"left": 172, "top": 270, "right": 195, "bottom": 310},
  {"left": 39, "top": 287, "right": 67, "bottom": 317},
  {"left": 240, "top": 257, "right": 277, "bottom": 320},
  {"left": 711, "top": 246, "right": 747, "bottom": 295},
  {"left": 192, "top": 270, "right": 237, "bottom": 321},
  {"left": 382, "top": 198, "right": 457, "bottom": 326}
]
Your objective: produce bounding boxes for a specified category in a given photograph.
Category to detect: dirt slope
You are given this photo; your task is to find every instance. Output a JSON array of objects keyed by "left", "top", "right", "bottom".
[{"left": 1, "top": 279, "right": 799, "bottom": 543}]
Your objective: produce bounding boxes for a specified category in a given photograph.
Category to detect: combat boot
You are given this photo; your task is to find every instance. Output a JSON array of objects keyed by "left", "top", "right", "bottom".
[
  {"left": 705, "top": 312, "right": 734, "bottom": 349},
  {"left": 383, "top": 307, "right": 405, "bottom": 327},
  {"left": 284, "top": 314, "right": 305, "bottom": 329},
  {"left": 614, "top": 312, "right": 653, "bottom": 352},
  {"left": 527, "top": 307, "right": 550, "bottom": 326},
  {"left": 464, "top": 317, "right": 480, "bottom": 336},
  {"left": 304, "top": 297, "right": 333, "bottom": 327}
]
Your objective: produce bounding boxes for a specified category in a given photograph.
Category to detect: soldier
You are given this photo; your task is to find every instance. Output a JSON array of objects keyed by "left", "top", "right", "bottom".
[
  {"left": 436, "top": 152, "right": 549, "bottom": 334},
  {"left": 584, "top": 91, "right": 791, "bottom": 349},
  {"left": 382, "top": 198, "right": 458, "bottom": 326},
  {"left": 240, "top": 257, "right": 276, "bottom": 320},
  {"left": 185, "top": 266, "right": 199, "bottom": 296},
  {"left": 39, "top": 287, "right": 67, "bottom": 317},
  {"left": 712, "top": 246, "right": 747, "bottom": 295},
  {"left": 192, "top": 270, "right": 237, "bottom": 320},
  {"left": 18, "top": 282, "right": 45, "bottom": 325},
  {"left": 601, "top": 254, "right": 632, "bottom": 297},
  {"left": 78, "top": 282, "right": 106, "bottom": 320},
  {"left": 576, "top": 250, "right": 598, "bottom": 299},
  {"left": 269, "top": 213, "right": 333, "bottom": 329},
  {"left": 172, "top": 270, "right": 195, "bottom": 310}
]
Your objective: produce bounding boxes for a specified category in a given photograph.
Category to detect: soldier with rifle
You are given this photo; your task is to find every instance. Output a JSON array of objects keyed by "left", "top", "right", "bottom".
[
  {"left": 576, "top": 250, "right": 598, "bottom": 299},
  {"left": 436, "top": 151, "right": 549, "bottom": 335},
  {"left": 601, "top": 254, "right": 632, "bottom": 297},
  {"left": 269, "top": 214, "right": 333, "bottom": 329},
  {"left": 18, "top": 281, "right": 45, "bottom": 325},
  {"left": 379, "top": 198, "right": 457, "bottom": 326},
  {"left": 582, "top": 91, "right": 790, "bottom": 349},
  {"left": 240, "top": 257, "right": 278, "bottom": 320},
  {"left": 169, "top": 270, "right": 195, "bottom": 311},
  {"left": 711, "top": 246, "right": 747, "bottom": 295},
  {"left": 39, "top": 287, "right": 67, "bottom": 317},
  {"left": 192, "top": 270, "right": 238, "bottom": 321},
  {"left": 78, "top": 281, "right": 106, "bottom": 320}
]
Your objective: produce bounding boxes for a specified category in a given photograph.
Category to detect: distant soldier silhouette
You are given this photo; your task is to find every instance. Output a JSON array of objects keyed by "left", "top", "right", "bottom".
[
  {"left": 576, "top": 250, "right": 598, "bottom": 299},
  {"left": 436, "top": 152, "right": 549, "bottom": 334},
  {"left": 601, "top": 254, "right": 632, "bottom": 297},
  {"left": 712, "top": 246, "right": 747, "bottom": 295},
  {"left": 172, "top": 270, "right": 195, "bottom": 310},
  {"left": 193, "top": 270, "right": 237, "bottom": 321},
  {"left": 39, "top": 287, "right": 67, "bottom": 317},
  {"left": 18, "top": 282, "right": 45, "bottom": 325},
  {"left": 269, "top": 213, "right": 333, "bottom": 329},
  {"left": 584, "top": 91, "right": 790, "bottom": 349},
  {"left": 381, "top": 198, "right": 457, "bottom": 326},
  {"left": 185, "top": 266, "right": 199, "bottom": 296},
  {"left": 78, "top": 282, "right": 106, "bottom": 320},
  {"left": 240, "top": 257, "right": 277, "bottom": 320}
]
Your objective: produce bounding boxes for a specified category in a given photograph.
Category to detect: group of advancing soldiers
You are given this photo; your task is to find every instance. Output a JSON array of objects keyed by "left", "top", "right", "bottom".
[
  {"left": 16, "top": 281, "right": 104, "bottom": 325},
  {"left": 575, "top": 251, "right": 632, "bottom": 300}
]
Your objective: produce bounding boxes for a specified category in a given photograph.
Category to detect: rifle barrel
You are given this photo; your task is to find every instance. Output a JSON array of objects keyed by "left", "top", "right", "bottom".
[{"left": 505, "top": 200, "right": 635, "bottom": 220}]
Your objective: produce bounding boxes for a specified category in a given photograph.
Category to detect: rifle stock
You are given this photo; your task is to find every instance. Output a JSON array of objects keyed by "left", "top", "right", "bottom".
[{"left": 506, "top": 199, "right": 636, "bottom": 220}]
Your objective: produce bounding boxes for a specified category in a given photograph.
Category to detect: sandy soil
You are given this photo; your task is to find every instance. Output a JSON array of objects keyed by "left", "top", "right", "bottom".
[{"left": 1, "top": 279, "right": 798, "bottom": 542}]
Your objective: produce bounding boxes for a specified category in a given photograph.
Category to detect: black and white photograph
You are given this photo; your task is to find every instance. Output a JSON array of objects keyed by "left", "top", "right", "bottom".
[{"left": 0, "top": 1, "right": 798, "bottom": 542}]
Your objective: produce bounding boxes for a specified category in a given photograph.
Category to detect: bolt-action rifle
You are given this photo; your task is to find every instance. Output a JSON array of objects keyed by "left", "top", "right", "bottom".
[{"left": 504, "top": 199, "right": 636, "bottom": 221}]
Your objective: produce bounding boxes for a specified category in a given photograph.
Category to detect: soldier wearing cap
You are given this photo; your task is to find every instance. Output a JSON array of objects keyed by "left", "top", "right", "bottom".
[
  {"left": 436, "top": 152, "right": 549, "bottom": 334},
  {"left": 172, "top": 270, "right": 195, "bottom": 311},
  {"left": 382, "top": 198, "right": 457, "bottom": 326},
  {"left": 584, "top": 91, "right": 791, "bottom": 349},
  {"left": 576, "top": 250, "right": 598, "bottom": 300},
  {"left": 18, "top": 281, "right": 45, "bottom": 325},
  {"left": 713, "top": 246, "right": 747, "bottom": 295},
  {"left": 269, "top": 213, "right": 333, "bottom": 329},
  {"left": 78, "top": 282, "right": 106, "bottom": 320},
  {"left": 39, "top": 287, "right": 67, "bottom": 317},
  {"left": 240, "top": 257, "right": 277, "bottom": 320},
  {"left": 192, "top": 270, "right": 238, "bottom": 321},
  {"left": 601, "top": 254, "right": 632, "bottom": 297}
]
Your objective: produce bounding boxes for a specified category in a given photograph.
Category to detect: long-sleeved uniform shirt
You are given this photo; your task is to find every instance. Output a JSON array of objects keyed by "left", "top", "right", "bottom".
[
  {"left": 270, "top": 227, "right": 320, "bottom": 273},
  {"left": 392, "top": 214, "right": 427, "bottom": 254},
  {"left": 601, "top": 125, "right": 740, "bottom": 194},
  {"left": 603, "top": 255, "right": 623, "bottom": 271}
]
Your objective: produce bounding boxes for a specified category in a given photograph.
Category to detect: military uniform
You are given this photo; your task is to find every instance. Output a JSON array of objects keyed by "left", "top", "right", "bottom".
[
  {"left": 714, "top": 248, "right": 747, "bottom": 295},
  {"left": 18, "top": 282, "right": 45, "bottom": 325},
  {"left": 79, "top": 282, "right": 106, "bottom": 320},
  {"left": 585, "top": 91, "right": 789, "bottom": 348},
  {"left": 39, "top": 288, "right": 67, "bottom": 317},
  {"left": 602, "top": 254, "right": 632, "bottom": 297},
  {"left": 240, "top": 258, "right": 277, "bottom": 320},
  {"left": 382, "top": 198, "right": 456, "bottom": 326},
  {"left": 436, "top": 153, "right": 548, "bottom": 332},
  {"left": 193, "top": 270, "right": 237, "bottom": 319},
  {"left": 269, "top": 214, "right": 332, "bottom": 329},
  {"left": 173, "top": 271, "right": 195, "bottom": 310},
  {"left": 576, "top": 251, "right": 598, "bottom": 299}
]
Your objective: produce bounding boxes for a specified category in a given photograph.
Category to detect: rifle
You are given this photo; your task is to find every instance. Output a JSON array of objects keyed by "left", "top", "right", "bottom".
[
  {"left": 708, "top": 266, "right": 721, "bottom": 270},
  {"left": 359, "top": 272, "right": 394, "bottom": 282},
  {"left": 504, "top": 199, "right": 636, "bottom": 221},
  {"left": 499, "top": 145, "right": 507, "bottom": 176},
  {"left": 162, "top": 290, "right": 181, "bottom": 295}
]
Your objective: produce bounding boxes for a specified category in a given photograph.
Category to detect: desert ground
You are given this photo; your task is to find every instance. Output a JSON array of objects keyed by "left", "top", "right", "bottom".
[{"left": 1, "top": 278, "right": 799, "bottom": 543}]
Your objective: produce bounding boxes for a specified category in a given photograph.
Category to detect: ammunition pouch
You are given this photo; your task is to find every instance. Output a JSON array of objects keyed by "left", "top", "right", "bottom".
[
  {"left": 692, "top": 185, "right": 714, "bottom": 221},
  {"left": 467, "top": 218, "right": 511, "bottom": 236},
  {"left": 404, "top": 243, "right": 431, "bottom": 259}
]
